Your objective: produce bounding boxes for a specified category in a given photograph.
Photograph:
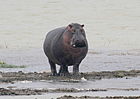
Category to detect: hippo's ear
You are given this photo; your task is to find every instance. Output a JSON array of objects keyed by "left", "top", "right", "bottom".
[
  {"left": 68, "top": 24, "right": 73, "bottom": 28},
  {"left": 81, "top": 24, "right": 84, "bottom": 27}
]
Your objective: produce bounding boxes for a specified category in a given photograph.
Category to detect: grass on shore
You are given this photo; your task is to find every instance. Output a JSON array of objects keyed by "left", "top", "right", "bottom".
[{"left": 0, "top": 61, "right": 26, "bottom": 68}]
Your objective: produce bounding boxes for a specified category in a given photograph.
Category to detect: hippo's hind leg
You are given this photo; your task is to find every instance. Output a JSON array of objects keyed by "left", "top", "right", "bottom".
[
  {"left": 73, "top": 63, "right": 80, "bottom": 75},
  {"left": 58, "top": 65, "right": 70, "bottom": 76},
  {"left": 48, "top": 59, "right": 57, "bottom": 76}
]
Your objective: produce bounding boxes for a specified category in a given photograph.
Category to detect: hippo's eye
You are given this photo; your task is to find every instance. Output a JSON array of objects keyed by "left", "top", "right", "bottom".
[
  {"left": 80, "top": 29, "right": 83, "bottom": 32},
  {"left": 72, "top": 29, "right": 76, "bottom": 34}
]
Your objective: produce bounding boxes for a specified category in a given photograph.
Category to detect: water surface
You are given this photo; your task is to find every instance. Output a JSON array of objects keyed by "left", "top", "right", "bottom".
[{"left": 0, "top": 0, "right": 140, "bottom": 50}]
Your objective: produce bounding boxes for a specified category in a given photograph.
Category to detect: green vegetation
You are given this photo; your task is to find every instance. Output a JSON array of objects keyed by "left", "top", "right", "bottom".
[{"left": 0, "top": 61, "right": 26, "bottom": 68}]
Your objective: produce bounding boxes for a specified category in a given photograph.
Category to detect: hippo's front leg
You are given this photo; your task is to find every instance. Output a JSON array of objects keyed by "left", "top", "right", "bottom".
[
  {"left": 58, "top": 65, "right": 70, "bottom": 76},
  {"left": 73, "top": 63, "right": 80, "bottom": 75}
]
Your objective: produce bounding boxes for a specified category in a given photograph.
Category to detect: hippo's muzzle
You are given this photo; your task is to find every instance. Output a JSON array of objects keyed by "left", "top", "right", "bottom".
[{"left": 72, "top": 40, "right": 86, "bottom": 48}]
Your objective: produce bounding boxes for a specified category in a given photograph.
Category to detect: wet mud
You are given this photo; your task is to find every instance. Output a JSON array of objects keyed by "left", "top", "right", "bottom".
[
  {"left": 0, "top": 87, "right": 139, "bottom": 96},
  {"left": 57, "top": 95, "right": 140, "bottom": 99},
  {"left": 0, "top": 70, "right": 140, "bottom": 83},
  {"left": 0, "top": 88, "right": 108, "bottom": 96},
  {"left": 0, "top": 70, "right": 140, "bottom": 96}
]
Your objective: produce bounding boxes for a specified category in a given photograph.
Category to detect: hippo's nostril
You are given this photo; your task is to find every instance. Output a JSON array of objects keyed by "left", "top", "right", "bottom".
[
  {"left": 74, "top": 42, "right": 86, "bottom": 48},
  {"left": 76, "top": 40, "right": 79, "bottom": 42}
]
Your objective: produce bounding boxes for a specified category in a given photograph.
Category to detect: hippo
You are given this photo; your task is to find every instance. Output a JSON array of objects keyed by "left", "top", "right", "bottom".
[{"left": 43, "top": 23, "right": 88, "bottom": 76}]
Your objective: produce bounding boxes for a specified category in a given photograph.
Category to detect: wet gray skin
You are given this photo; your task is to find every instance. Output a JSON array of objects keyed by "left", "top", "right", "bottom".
[{"left": 43, "top": 23, "right": 88, "bottom": 76}]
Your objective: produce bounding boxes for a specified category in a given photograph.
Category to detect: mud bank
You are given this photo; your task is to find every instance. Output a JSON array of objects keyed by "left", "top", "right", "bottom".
[
  {"left": 0, "top": 87, "right": 139, "bottom": 96},
  {"left": 0, "top": 70, "right": 140, "bottom": 83},
  {"left": 57, "top": 95, "right": 140, "bottom": 99},
  {"left": 0, "top": 88, "right": 107, "bottom": 96},
  {"left": 0, "top": 70, "right": 140, "bottom": 96}
]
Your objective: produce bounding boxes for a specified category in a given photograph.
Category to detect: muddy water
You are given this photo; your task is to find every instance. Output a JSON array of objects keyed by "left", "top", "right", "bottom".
[
  {"left": 0, "top": 0, "right": 140, "bottom": 50},
  {"left": 1, "top": 76, "right": 140, "bottom": 90},
  {"left": 0, "top": 48, "right": 140, "bottom": 72},
  {"left": 0, "top": 76, "right": 140, "bottom": 97},
  {"left": 0, "top": 48, "right": 140, "bottom": 98}
]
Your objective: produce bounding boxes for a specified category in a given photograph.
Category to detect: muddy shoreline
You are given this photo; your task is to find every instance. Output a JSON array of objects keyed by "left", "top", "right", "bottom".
[
  {"left": 0, "top": 70, "right": 140, "bottom": 96},
  {"left": 0, "top": 70, "right": 140, "bottom": 83},
  {"left": 0, "top": 87, "right": 139, "bottom": 96},
  {"left": 57, "top": 95, "right": 140, "bottom": 99},
  {"left": 0, "top": 88, "right": 108, "bottom": 96}
]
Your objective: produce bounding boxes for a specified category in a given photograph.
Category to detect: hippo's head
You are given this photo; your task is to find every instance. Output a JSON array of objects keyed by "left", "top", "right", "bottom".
[{"left": 66, "top": 23, "right": 87, "bottom": 48}]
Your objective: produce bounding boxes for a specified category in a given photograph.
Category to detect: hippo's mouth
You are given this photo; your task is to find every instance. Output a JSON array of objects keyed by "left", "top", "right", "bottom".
[{"left": 72, "top": 43, "right": 86, "bottom": 48}]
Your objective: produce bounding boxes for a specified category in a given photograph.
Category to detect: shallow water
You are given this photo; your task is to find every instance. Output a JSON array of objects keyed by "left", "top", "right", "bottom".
[
  {"left": 0, "top": 0, "right": 140, "bottom": 72},
  {"left": 0, "top": 0, "right": 140, "bottom": 50},
  {"left": 0, "top": 91, "right": 140, "bottom": 99},
  {"left": 0, "top": 49, "right": 140, "bottom": 97},
  {"left": 0, "top": 48, "right": 140, "bottom": 72},
  {"left": 0, "top": 77, "right": 140, "bottom": 97},
  {"left": 1, "top": 77, "right": 140, "bottom": 90}
]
